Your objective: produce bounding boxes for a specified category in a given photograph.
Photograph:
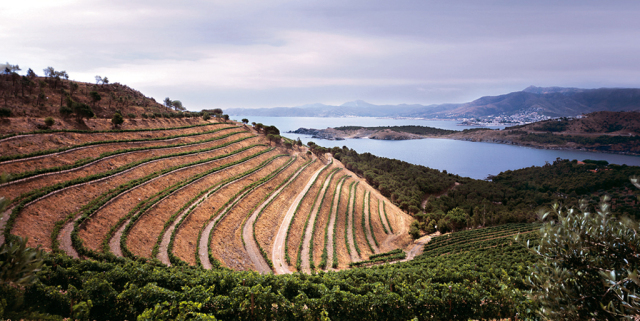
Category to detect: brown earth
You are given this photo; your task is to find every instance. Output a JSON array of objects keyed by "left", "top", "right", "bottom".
[
  {"left": 362, "top": 190, "right": 380, "bottom": 255},
  {"left": 300, "top": 166, "right": 337, "bottom": 272},
  {"left": 78, "top": 142, "right": 267, "bottom": 254},
  {"left": 335, "top": 179, "right": 354, "bottom": 269},
  {"left": 0, "top": 116, "right": 201, "bottom": 137},
  {"left": 283, "top": 161, "right": 325, "bottom": 271},
  {"left": 0, "top": 124, "right": 237, "bottom": 176},
  {"left": 311, "top": 169, "right": 341, "bottom": 267},
  {"left": 369, "top": 196, "right": 387, "bottom": 251},
  {"left": 254, "top": 158, "right": 319, "bottom": 266},
  {"left": 0, "top": 119, "right": 227, "bottom": 158},
  {"left": 0, "top": 76, "right": 173, "bottom": 121},
  {"left": 124, "top": 147, "right": 275, "bottom": 259},
  {"left": 210, "top": 156, "right": 305, "bottom": 271},
  {"left": 1, "top": 130, "right": 251, "bottom": 201},
  {"left": 353, "top": 184, "right": 372, "bottom": 257},
  {"left": 323, "top": 175, "right": 348, "bottom": 270},
  {"left": 158, "top": 150, "right": 282, "bottom": 264},
  {"left": 175, "top": 155, "right": 290, "bottom": 265}
]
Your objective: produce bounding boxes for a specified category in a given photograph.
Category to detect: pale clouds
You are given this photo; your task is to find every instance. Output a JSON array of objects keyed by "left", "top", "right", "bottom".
[{"left": 2, "top": 0, "right": 640, "bottom": 109}]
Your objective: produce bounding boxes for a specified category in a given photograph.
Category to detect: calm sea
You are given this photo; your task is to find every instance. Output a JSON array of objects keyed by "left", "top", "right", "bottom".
[{"left": 232, "top": 116, "right": 640, "bottom": 180}]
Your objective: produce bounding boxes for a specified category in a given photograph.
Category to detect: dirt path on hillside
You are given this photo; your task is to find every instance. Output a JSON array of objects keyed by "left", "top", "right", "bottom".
[
  {"left": 346, "top": 182, "right": 360, "bottom": 263},
  {"left": 242, "top": 160, "right": 308, "bottom": 274},
  {"left": 324, "top": 176, "right": 347, "bottom": 271},
  {"left": 272, "top": 158, "right": 327, "bottom": 275},
  {"left": 404, "top": 232, "right": 440, "bottom": 261},
  {"left": 199, "top": 157, "right": 295, "bottom": 269},
  {"left": 363, "top": 191, "right": 379, "bottom": 254},
  {"left": 110, "top": 220, "right": 128, "bottom": 256},
  {"left": 378, "top": 199, "right": 391, "bottom": 234},
  {"left": 300, "top": 167, "right": 335, "bottom": 273}
]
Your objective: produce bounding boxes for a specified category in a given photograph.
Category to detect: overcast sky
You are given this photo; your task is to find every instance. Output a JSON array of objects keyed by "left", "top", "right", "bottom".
[{"left": 3, "top": 0, "right": 640, "bottom": 110}]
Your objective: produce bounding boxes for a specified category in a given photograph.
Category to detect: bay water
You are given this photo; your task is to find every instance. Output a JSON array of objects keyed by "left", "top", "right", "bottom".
[{"left": 232, "top": 116, "right": 640, "bottom": 180}]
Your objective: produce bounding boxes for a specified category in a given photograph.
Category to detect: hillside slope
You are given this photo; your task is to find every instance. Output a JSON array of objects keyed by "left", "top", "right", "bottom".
[{"left": 0, "top": 119, "right": 411, "bottom": 274}]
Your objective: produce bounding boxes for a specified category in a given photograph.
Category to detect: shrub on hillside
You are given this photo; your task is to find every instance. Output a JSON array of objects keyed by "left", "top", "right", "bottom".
[
  {"left": 44, "top": 117, "right": 55, "bottom": 127},
  {"left": 202, "top": 113, "right": 210, "bottom": 121},
  {"left": 0, "top": 108, "right": 11, "bottom": 118},
  {"left": 112, "top": 112, "right": 124, "bottom": 128},
  {"left": 59, "top": 105, "right": 72, "bottom": 118}
]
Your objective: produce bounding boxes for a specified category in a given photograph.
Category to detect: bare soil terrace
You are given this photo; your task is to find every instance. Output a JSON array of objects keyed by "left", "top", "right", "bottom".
[
  {"left": 210, "top": 156, "right": 306, "bottom": 270},
  {"left": 283, "top": 161, "right": 326, "bottom": 270},
  {"left": 78, "top": 142, "right": 268, "bottom": 255},
  {"left": 0, "top": 120, "right": 228, "bottom": 158},
  {"left": 353, "top": 185, "right": 372, "bottom": 258},
  {"left": 254, "top": 155, "right": 315, "bottom": 266},
  {"left": 12, "top": 137, "right": 262, "bottom": 250},
  {"left": 0, "top": 117, "right": 207, "bottom": 136},
  {"left": 0, "top": 124, "right": 239, "bottom": 176},
  {"left": 311, "top": 170, "right": 340, "bottom": 267},
  {"left": 1, "top": 131, "right": 252, "bottom": 201},
  {"left": 176, "top": 155, "right": 290, "bottom": 265},
  {"left": 125, "top": 145, "right": 273, "bottom": 259},
  {"left": 335, "top": 178, "right": 353, "bottom": 269}
]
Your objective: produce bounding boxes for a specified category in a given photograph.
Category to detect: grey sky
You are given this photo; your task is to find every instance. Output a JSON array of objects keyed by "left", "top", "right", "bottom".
[{"left": 3, "top": 0, "right": 640, "bottom": 110}]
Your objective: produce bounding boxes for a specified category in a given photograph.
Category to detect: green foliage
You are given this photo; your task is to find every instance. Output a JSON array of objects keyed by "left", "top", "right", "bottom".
[
  {"left": 44, "top": 116, "right": 55, "bottom": 127},
  {"left": 241, "top": 118, "right": 249, "bottom": 124},
  {"left": 0, "top": 108, "right": 12, "bottom": 117},
  {"left": 111, "top": 112, "right": 124, "bottom": 127},
  {"left": 532, "top": 119, "right": 569, "bottom": 132},
  {"left": 0, "top": 235, "right": 45, "bottom": 287},
  {"left": 59, "top": 105, "right": 73, "bottom": 117},
  {"left": 72, "top": 102, "right": 94, "bottom": 122},
  {"left": 525, "top": 191, "right": 640, "bottom": 320},
  {"left": 138, "top": 301, "right": 216, "bottom": 321},
  {"left": 202, "top": 112, "right": 210, "bottom": 121},
  {"left": 14, "top": 243, "right": 536, "bottom": 320}
]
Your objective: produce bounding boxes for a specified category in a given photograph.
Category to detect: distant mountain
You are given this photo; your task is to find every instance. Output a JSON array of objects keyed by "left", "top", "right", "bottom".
[
  {"left": 226, "top": 87, "right": 640, "bottom": 118},
  {"left": 226, "top": 100, "right": 462, "bottom": 118}
]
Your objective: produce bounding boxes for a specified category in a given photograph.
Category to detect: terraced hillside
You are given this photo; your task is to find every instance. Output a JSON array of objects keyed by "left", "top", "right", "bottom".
[{"left": 0, "top": 119, "right": 412, "bottom": 273}]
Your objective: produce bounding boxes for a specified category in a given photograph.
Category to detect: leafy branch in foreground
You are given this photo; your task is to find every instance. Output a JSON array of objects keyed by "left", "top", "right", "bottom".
[{"left": 524, "top": 176, "right": 640, "bottom": 320}]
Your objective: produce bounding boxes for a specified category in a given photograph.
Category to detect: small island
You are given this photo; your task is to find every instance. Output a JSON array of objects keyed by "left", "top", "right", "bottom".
[{"left": 290, "top": 111, "right": 640, "bottom": 155}]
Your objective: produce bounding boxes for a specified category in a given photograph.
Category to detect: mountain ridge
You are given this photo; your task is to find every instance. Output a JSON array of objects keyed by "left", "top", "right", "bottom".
[{"left": 227, "top": 86, "right": 640, "bottom": 118}]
